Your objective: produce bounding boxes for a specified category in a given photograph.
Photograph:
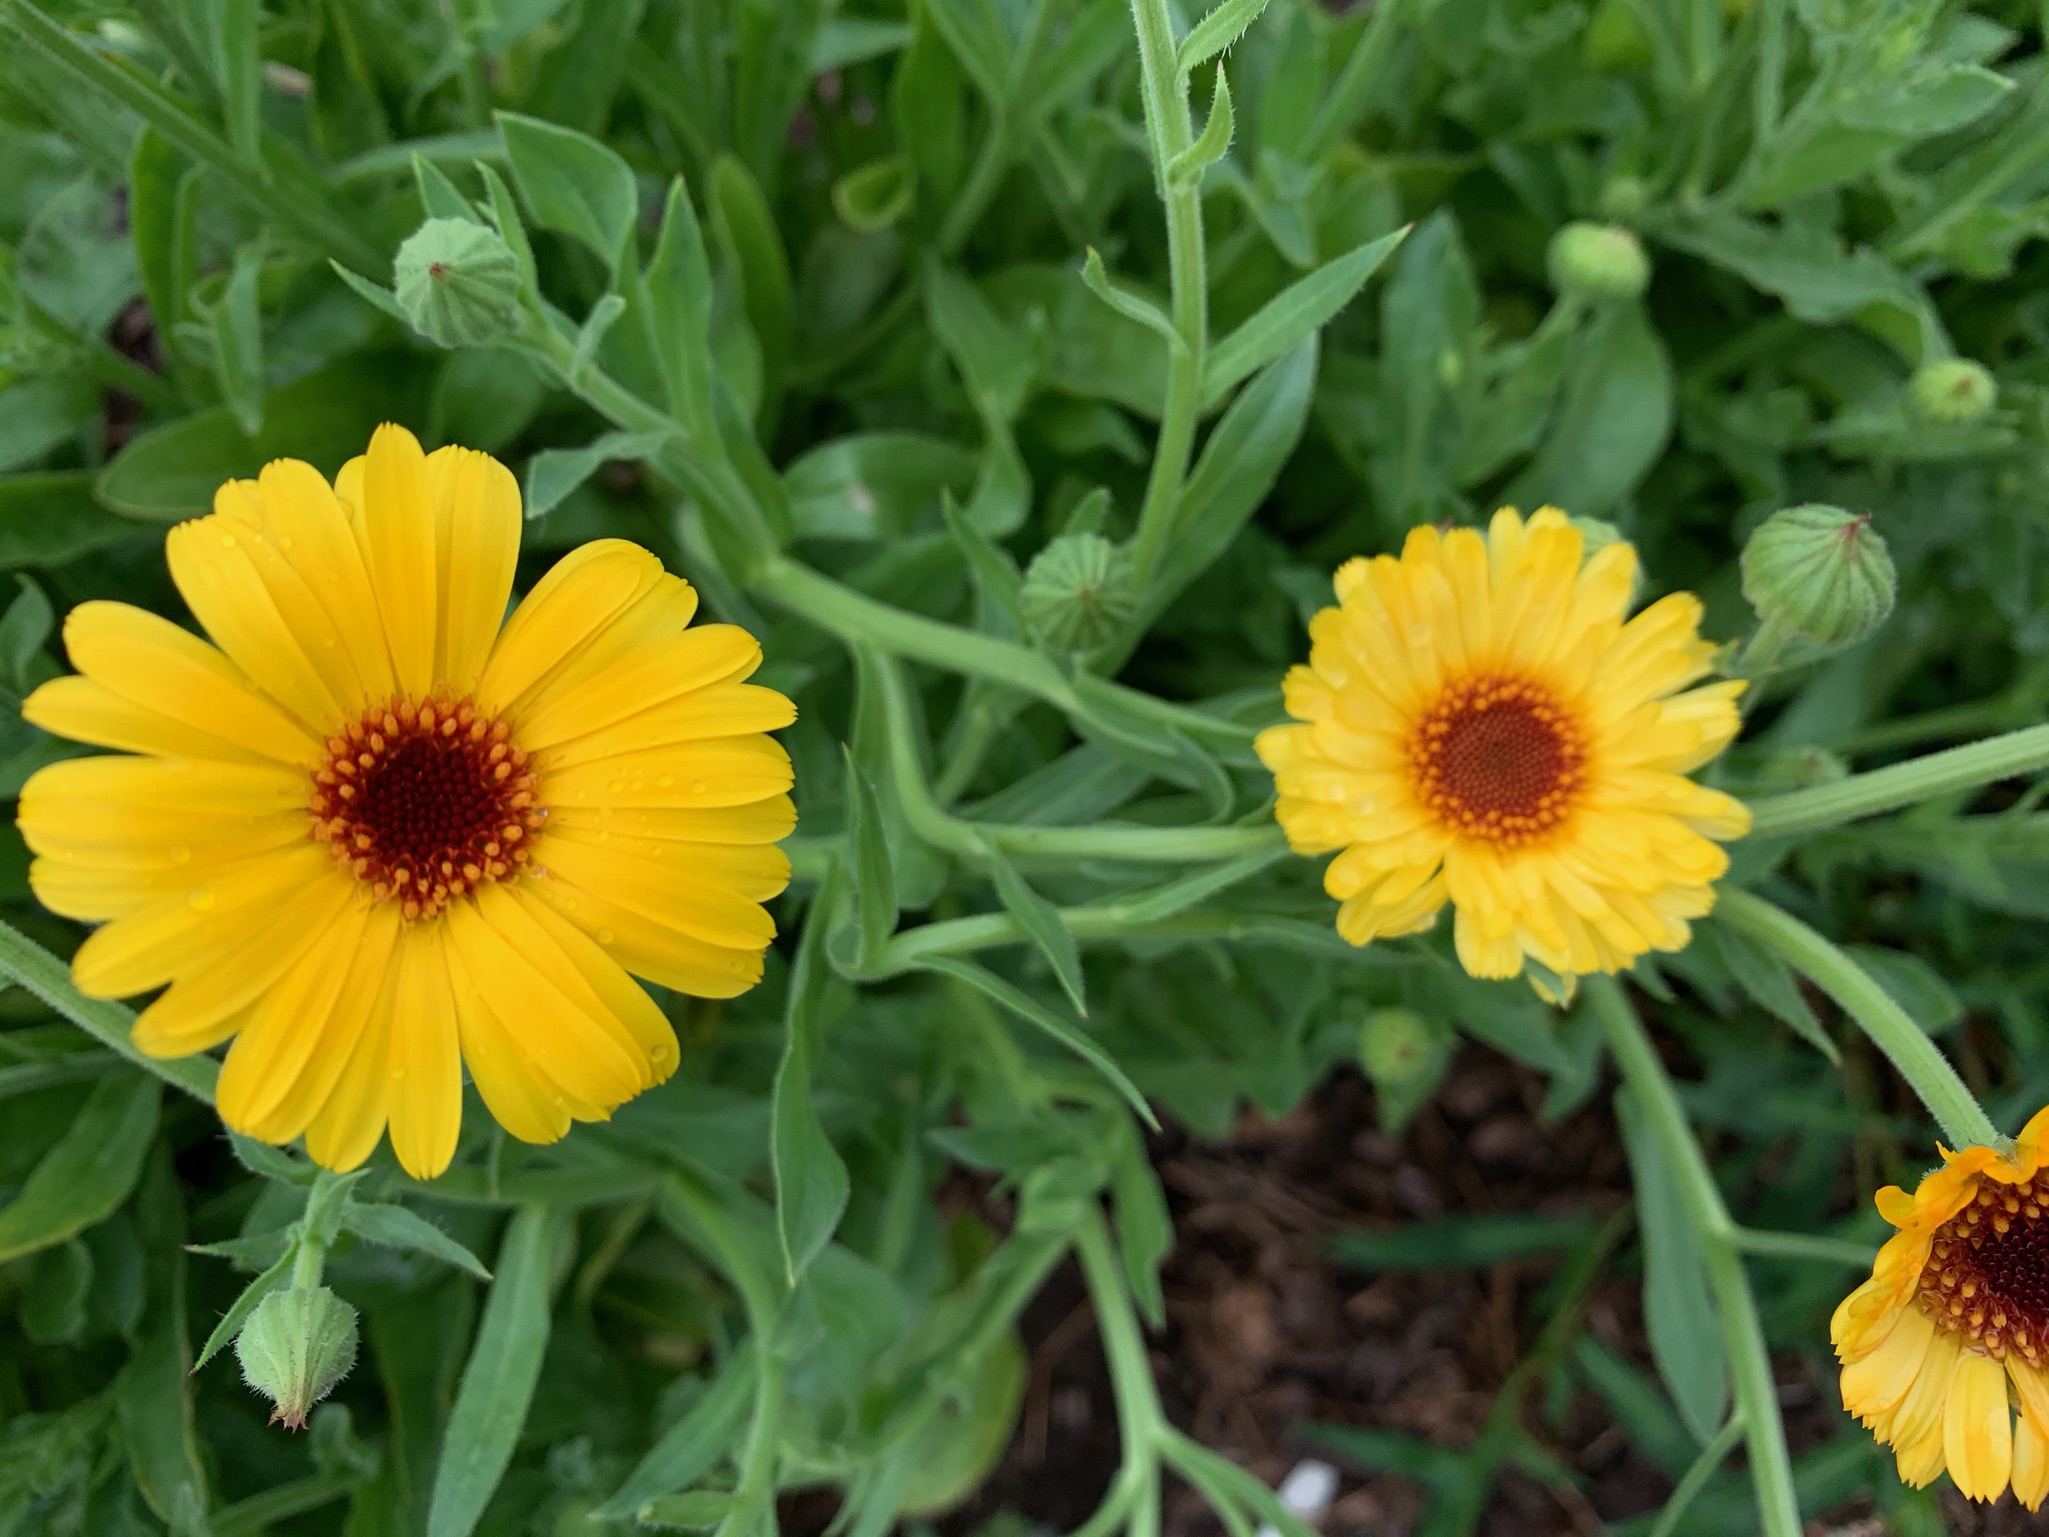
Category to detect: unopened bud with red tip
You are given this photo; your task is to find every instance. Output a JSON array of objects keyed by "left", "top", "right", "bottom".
[
  {"left": 394, "top": 218, "right": 523, "bottom": 348},
  {"left": 1910, "top": 358, "right": 1997, "bottom": 425},
  {"left": 235, "top": 1285, "right": 359, "bottom": 1431},
  {"left": 1741, "top": 504, "right": 1897, "bottom": 653},
  {"left": 1020, "top": 533, "right": 1136, "bottom": 654}
]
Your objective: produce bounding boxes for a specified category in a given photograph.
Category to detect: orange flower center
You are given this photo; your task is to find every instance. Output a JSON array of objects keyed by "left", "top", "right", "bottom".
[
  {"left": 310, "top": 696, "right": 545, "bottom": 920},
  {"left": 1408, "top": 673, "right": 1586, "bottom": 847},
  {"left": 1919, "top": 1175, "right": 2049, "bottom": 1363}
]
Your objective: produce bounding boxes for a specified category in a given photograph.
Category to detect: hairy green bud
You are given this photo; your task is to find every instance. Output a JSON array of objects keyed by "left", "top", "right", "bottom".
[
  {"left": 1741, "top": 505, "right": 1896, "bottom": 651},
  {"left": 236, "top": 1286, "right": 359, "bottom": 1431},
  {"left": 1910, "top": 358, "right": 1997, "bottom": 425},
  {"left": 394, "top": 217, "right": 524, "bottom": 348},
  {"left": 1359, "top": 1008, "right": 1438, "bottom": 1086},
  {"left": 1020, "top": 533, "right": 1136, "bottom": 654},
  {"left": 1548, "top": 222, "right": 1650, "bottom": 302}
]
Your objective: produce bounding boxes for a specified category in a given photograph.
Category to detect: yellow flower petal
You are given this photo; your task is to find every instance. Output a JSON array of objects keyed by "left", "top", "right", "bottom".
[
  {"left": 1944, "top": 1350, "right": 2014, "bottom": 1501},
  {"left": 1841, "top": 1303, "right": 1933, "bottom": 1422},
  {"left": 430, "top": 445, "right": 521, "bottom": 696},
  {"left": 478, "top": 540, "right": 664, "bottom": 715},
  {"left": 2015, "top": 1403, "right": 2049, "bottom": 1511},
  {"left": 22, "top": 676, "right": 276, "bottom": 765},
  {"left": 545, "top": 736, "right": 794, "bottom": 810},
  {"left": 445, "top": 938, "right": 578, "bottom": 1144},
  {"left": 524, "top": 867, "right": 768, "bottom": 1000},
  {"left": 361, "top": 423, "right": 440, "bottom": 697},
  {"left": 303, "top": 957, "right": 399, "bottom": 1174},
  {"left": 386, "top": 921, "right": 464, "bottom": 1179}
]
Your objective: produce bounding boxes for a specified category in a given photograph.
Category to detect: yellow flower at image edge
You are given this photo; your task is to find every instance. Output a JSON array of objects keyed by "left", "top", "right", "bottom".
[
  {"left": 17, "top": 424, "right": 796, "bottom": 1179},
  {"left": 1257, "top": 508, "right": 1749, "bottom": 989},
  {"left": 1834, "top": 1115, "right": 2049, "bottom": 1508}
]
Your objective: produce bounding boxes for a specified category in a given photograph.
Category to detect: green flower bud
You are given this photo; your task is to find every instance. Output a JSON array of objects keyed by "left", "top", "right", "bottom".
[
  {"left": 1598, "top": 176, "right": 1652, "bottom": 224},
  {"left": 236, "top": 1286, "right": 359, "bottom": 1431},
  {"left": 1910, "top": 358, "right": 1997, "bottom": 425},
  {"left": 1020, "top": 533, "right": 1136, "bottom": 654},
  {"left": 1359, "top": 1007, "right": 1438, "bottom": 1086},
  {"left": 1740, "top": 504, "right": 1897, "bottom": 650},
  {"left": 1585, "top": 0, "right": 1655, "bottom": 73},
  {"left": 394, "top": 218, "right": 524, "bottom": 348},
  {"left": 1548, "top": 222, "right": 1650, "bottom": 302}
]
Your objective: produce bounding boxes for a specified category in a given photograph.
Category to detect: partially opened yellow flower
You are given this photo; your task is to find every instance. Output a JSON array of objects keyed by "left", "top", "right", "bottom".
[
  {"left": 1834, "top": 1113, "right": 2049, "bottom": 1507},
  {"left": 1257, "top": 508, "right": 1748, "bottom": 990},
  {"left": 17, "top": 424, "right": 795, "bottom": 1179}
]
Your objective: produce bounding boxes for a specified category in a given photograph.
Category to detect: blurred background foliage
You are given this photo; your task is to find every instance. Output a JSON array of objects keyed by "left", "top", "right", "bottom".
[{"left": 0, "top": 0, "right": 2047, "bottom": 1532}]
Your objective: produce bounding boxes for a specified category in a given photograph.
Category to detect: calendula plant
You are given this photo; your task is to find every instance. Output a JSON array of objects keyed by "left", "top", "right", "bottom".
[{"left": 0, "top": 0, "right": 2047, "bottom": 1532}]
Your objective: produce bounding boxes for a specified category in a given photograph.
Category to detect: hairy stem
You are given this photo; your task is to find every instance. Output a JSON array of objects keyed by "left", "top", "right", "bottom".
[{"left": 1743, "top": 722, "right": 2049, "bottom": 839}]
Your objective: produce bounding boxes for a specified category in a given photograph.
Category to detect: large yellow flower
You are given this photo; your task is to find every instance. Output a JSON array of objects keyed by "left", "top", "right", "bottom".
[
  {"left": 1834, "top": 1112, "right": 2049, "bottom": 1507},
  {"left": 1256, "top": 508, "right": 1749, "bottom": 987},
  {"left": 18, "top": 424, "right": 795, "bottom": 1179}
]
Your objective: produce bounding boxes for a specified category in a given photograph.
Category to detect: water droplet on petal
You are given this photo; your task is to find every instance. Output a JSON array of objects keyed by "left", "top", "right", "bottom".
[
  {"left": 691, "top": 781, "right": 706, "bottom": 794},
  {"left": 188, "top": 888, "right": 215, "bottom": 911},
  {"left": 596, "top": 928, "right": 615, "bottom": 945},
  {"left": 168, "top": 846, "right": 191, "bottom": 864},
  {"left": 656, "top": 774, "right": 674, "bottom": 789},
  {"left": 220, "top": 533, "right": 237, "bottom": 548}
]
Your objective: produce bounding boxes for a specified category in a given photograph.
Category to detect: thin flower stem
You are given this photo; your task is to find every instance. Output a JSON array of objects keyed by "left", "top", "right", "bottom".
[
  {"left": 0, "top": 917, "right": 219, "bottom": 1105},
  {"left": 1587, "top": 976, "right": 1802, "bottom": 1537},
  {"left": 1075, "top": 1208, "right": 1169, "bottom": 1534},
  {"left": 1124, "top": 0, "right": 1208, "bottom": 596},
  {"left": 1742, "top": 722, "right": 2049, "bottom": 840},
  {"left": 1715, "top": 888, "right": 2002, "bottom": 1151},
  {"left": 1647, "top": 1412, "right": 1747, "bottom": 1537}
]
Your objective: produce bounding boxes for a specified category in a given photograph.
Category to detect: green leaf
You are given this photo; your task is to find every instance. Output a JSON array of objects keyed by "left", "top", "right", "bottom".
[
  {"left": 1149, "top": 337, "right": 1317, "bottom": 616},
  {"left": 843, "top": 750, "right": 898, "bottom": 967},
  {"left": 1078, "top": 248, "right": 1184, "bottom": 356},
  {"left": 523, "top": 429, "right": 669, "bottom": 520},
  {"left": 1571, "top": 1335, "right": 1698, "bottom": 1478},
  {"left": 709, "top": 154, "right": 794, "bottom": 435},
  {"left": 0, "top": 1070, "right": 160, "bottom": 1264},
  {"left": 831, "top": 156, "right": 917, "bottom": 234},
  {"left": 208, "top": 242, "right": 266, "bottom": 436},
  {"left": 129, "top": 128, "right": 192, "bottom": 344},
  {"left": 1504, "top": 300, "right": 1671, "bottom": 519},
  {"left": 1176, "top": 0, "right": 1276, "bottom": 76},
  {"left": 645, "top": 175, "right": 717, "bottom": 436},
  {"left": 940, "top": 490, "right": 1023, "bottom": 631},
  {"left": 919, "top": 955, "right": 1156, "bottom": 1129},
  {"left": 227, "top": 1131, "right": 317, "bottom": 1185},
  {"left": 193, "top": 1248, "right": 294, "bottom": 1373},
  {"left": 640, "top": 1491, "right": 737, "bottom": 1531},
  {"left": 412, "top": 151, "right": 481, "bottom": 223},
  {"left": 919, "top": 0, "right": 1008, "bottom": 104},
  {"left": 97, "top": 354, "right": 424, "bottom": 521},
  {"left": 340, "top": 1202, "right": 493, "bottom": 1281},
  {"left": 980, "top": 839, "right": 1087, "bottom": 1017},
  {"left": 1616, "top": 1087, "right": 1727, "bottom": 1446},
  {"left": 1330, "top": 1212, "right": 1597, "bottom": 1273},
  {"left": 0, "top": 473, "right": 148, "bottom": 567},
  {"left": 216, "top": 0, "right": 261, "bottom": 166},
  {"left": 592, "top": 1343, "right": 756, "bottom": 1519},
  {"left": 924, "top": 257, "right": 1037, "bottom": 424},
  {"left": 773, "top": 865, "right": 852, "bottom": 1282},
  {"left": 1110, "top": 1129, "right": 1171, "bottom": 1329},
  {"left": 783, "top": 432, "right": 977, "bottom": 541},
  {"left": 567, "top": 292, "right": 627, "bottom": 384},
  {"left": 1166, "top": 70, "right": 1234, "bottom": 189},
  {"left": 1700, "top": 919, "right": 1838, "bottom": 1063},
  {"left": 495, "top": 110, "right": 638, "bottom": 272},
  {"left": 1202, "top": 227, "right": 1402, "bottom": 404},
  {"left": 425, "top": 1204, "right": 568, "bottom": 1537},
  {"left": 117, "top": 1148, "right": 210, "bottom": 1530}
]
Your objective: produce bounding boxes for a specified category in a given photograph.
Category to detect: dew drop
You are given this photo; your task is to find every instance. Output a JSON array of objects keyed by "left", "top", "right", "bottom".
[
  {"left": 596, "top": 928, "right": 615, "bottom": 945},
  {"left": 168, "top": 845, "right": 191, "bottom": 865},
  {"left": 187, "top": 888, "right": 215, "bottom": 911},
  {"left": 219, "top": 533, "right": 237, "bottom": 548},
  {"left": 656, "top": 774, "right": 674, "bottom": 789},
  {"left": 390, "top": 1065, "right": 406, "bottom": 1081},
  {"left": 690, "top": 781, "right": 706, "bottom": 794}
]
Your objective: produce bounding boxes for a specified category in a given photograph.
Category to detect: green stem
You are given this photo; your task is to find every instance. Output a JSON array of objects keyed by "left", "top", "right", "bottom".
[
  {"left": 1715, "top": 889, "right": 2001, "bottom": 1150},
  {"left": 1075, "top": 1207, "right": 1168, "bottom": 1459},
  {"left": 1647, "top": 1413, "right": 1747, "bottom": 1537},
  {"left": 211, "top": 1471, "right": 365, "bottom": 1537},
  {"left": 0, "top": 918, "right": 218, "bottom": 1105},
  {"left": 1124, "top": 0, "right": 1208, "bottom": 596},
  {"left": 1731, "top": 1226, "right": 1878, "bottom": 1267},
  {"left": 937, "top": 120, "right": 1013, "bottom": 256},
  {"left": 1742, "top": 722, "right": 2049, "bottom": 839},
  {"left": 713, "top": 1350, "right": 784, "bottom": 1537},
  {"left": 1587, "top": 976, "right": 1801, "bottom": 1537}
]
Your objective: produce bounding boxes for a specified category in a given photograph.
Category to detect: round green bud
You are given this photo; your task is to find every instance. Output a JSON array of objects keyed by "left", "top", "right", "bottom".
[
  {"left": 1020, "top": 533, "right": 1136, "bottom": 654},
  {"left": 1598, "top": 176, "right": 1652, "bottom": 224},
  {"left": 1740, "top": 504, "right": 1897, "bottom": 650},
  {"left": 1548, "top": 222, "right": 1651, "bottom": 302},
  {"left": 1359, "top": 1007, "right": 1439, "bottom": 1087},
  {"left": 236, "top": 1285, "right": 360, "bottom": 1431},
  {"left": 1910, "top": 358, "right": 1997, "bottom": 425},
  {"left": 394, "top": 217, "right": 524, "bottom": 348},
  {"left": 1585, "top": 0, "right": 1655, "bottom": 72}
]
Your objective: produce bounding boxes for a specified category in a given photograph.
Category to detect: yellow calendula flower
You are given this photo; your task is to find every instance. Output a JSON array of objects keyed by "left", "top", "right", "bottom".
[
  {"left": 1256, "top": 508, "right": 1749, "bottom": 989},
  {"left": 17, "top": 424, "right": 795, "bottom": 1179},
  {"left": 1834, "top": 1113, "right": 2049, "bottom": 1507}
]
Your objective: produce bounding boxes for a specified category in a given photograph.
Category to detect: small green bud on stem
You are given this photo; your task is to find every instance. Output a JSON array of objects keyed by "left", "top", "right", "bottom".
[
  {"left": 1910, "top": 358, "right": 1997, "bottom": 425},
  {"left": 235, "top": 1285, "right": 360, "bottom": 1431},
  {"left": 1548, "top": 222, "right": 1650, "bottom": 302},
  {"left": 394, "top": 217, "right": 524, "bottom": 348},
  {"left": 1740, "top": 504, "right": 1897, "bottom": 668},
  {"left": 1020, "top": 533, "right": 1137, "bottom": 654}
]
